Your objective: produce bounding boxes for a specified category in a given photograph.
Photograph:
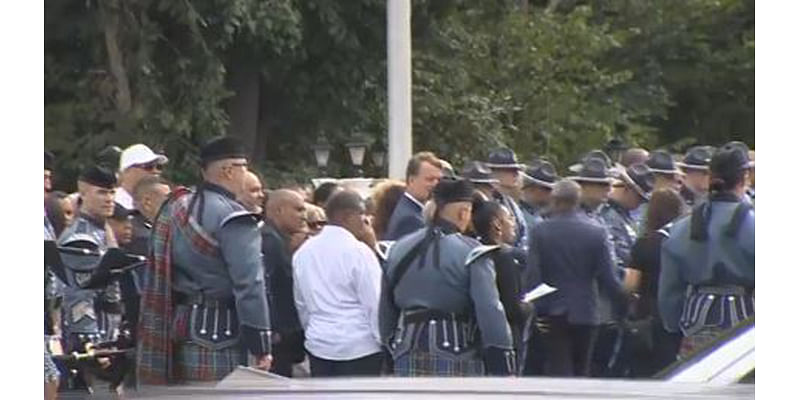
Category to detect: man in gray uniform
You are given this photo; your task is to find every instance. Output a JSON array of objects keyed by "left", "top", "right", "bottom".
[
  {"left": 380, "top": 177, "right": 516, "bottom": 376},
  {"left": 58, "top": 165, "right": 123, "bottom": 350},
  {"left": 659, "top": 145, "right": 755, "bottom": 357},
  {"left": 137, "top": 136, "right": 273, "bottom": 384}
]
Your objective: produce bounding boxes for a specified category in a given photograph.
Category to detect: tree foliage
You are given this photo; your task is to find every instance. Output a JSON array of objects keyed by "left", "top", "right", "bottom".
[{"left": 45, "top": 0, "right": 754, "bottom": 188}]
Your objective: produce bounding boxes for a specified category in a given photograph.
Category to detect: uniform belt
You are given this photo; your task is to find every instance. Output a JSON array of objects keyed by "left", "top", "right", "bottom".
[
  {"left": 402, "top": 309, "right": 470, "bottom": 324},
  {"left": 173, "top": 291, "right": 235, "bottom": 308},
  {"left": 692, "top": 284, "right": 753, "bottom": 296}
]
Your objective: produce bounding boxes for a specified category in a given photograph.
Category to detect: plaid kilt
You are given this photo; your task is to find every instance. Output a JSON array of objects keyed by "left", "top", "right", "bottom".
[
  {"left": 171, "top": 304, "right": 245, "bottom": 382},
  {"left": 394, "top": 350, "right": 484, "bottom": 377},
  {"left": 679, "top": 325, "right": 727, "bottom": 358},
  {"left": 173, "top": 342, "right": 244, "bottom": 382}
]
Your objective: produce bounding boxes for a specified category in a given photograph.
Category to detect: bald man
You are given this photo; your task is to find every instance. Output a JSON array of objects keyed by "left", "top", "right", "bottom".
[
  {"left": 237, "top": 171, "right": 266, "bottom": 214},
  {"left": 261, "top": 189, "right": 307, "bottom": 376}
]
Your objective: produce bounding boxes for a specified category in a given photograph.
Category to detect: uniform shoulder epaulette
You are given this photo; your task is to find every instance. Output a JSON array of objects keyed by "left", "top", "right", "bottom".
[
  {"left": 61, "top": 233, "right": 101, "bottom": 250},
  {"left": 465, "top": 244, "right": 501, "bottom": 267},
  {"left": 220, "top": 210, "right": 258, "bottom": 227}
]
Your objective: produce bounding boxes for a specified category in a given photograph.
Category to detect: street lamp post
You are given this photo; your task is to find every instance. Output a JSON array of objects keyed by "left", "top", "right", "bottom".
[
  {"left": 371, "top": 147, "right": 386, "bottom": 177},
  {"left": 345, "top": 139, "right": 369, "bottom": 177},
  {"left": 312, "top": 137, "right": 333, "bottom": 177}
]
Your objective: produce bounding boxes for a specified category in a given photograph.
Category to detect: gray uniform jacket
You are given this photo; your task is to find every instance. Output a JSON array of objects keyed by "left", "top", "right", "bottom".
[
  {"left": 659, "top": 193, "right": 755, "bottom": 333},
  {"left": 58, "top": 213, "right": 121, "bottom": 339},
  {"left": 599, "top": 199, "right": 637, "bottom": 271},
  {"left": 170, "top": 183, "right": 271, "bottom": 353},
  {"left": 379, "top": 221, "right": 513, "bottom": 350}
]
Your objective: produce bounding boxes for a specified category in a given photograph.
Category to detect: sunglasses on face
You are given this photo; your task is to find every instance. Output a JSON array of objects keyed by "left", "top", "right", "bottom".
[
  {"left": 136, "top": 163, "right": 163, "bottom": 172},
  {"left": 308, "top": 220, "right": 327, "bottom": 229}
]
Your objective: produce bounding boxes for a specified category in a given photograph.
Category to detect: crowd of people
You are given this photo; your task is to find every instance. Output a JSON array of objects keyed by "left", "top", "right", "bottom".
[{"left": 43, "top": 136, "right": 755, "bottom": 397}]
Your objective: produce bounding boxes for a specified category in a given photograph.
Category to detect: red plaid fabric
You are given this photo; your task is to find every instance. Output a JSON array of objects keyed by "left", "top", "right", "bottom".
[{"left": 136, "top": 187, "right": 221, "bottom": 384}]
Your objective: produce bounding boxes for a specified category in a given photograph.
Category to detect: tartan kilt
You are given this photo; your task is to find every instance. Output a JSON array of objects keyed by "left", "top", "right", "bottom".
[
  {"left": 173, "top": 341, "right": 244, "bottom": 382},
  {"left": 171, "top": 304, "right": 245, "bottom": 382},
  {"left": 679, "top": 325, "right": 727, "bottom": 359},
  {"left": 393, "top": 350, "right": 484, "bottom": 377}
]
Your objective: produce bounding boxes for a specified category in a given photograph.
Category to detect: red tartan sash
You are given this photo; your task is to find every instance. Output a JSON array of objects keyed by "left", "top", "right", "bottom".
[{"left": 136, "top": 186, "right": 221, "bottom": 384}]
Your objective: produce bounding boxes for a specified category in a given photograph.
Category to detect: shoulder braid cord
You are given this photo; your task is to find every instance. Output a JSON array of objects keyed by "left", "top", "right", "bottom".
[{"left": 690, "top": 200, "right": 752, "bottom": 243}]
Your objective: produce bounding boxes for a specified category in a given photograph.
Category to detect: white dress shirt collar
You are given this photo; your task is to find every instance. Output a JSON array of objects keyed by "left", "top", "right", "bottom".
[{"left": 404, "top": 191, "right": 425, "bottom": 210}]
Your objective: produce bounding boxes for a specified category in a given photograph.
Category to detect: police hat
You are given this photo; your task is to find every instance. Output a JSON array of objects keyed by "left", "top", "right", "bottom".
[
  {"left": 567, "top": 149, "right": 617, "bottom": 175},
  {"left": 433, "top": 177, "right": 475, "bottom": 206},
  {"left": 723, "top": 141, "right": 755, "bottom": 168},
  {"left": 485, "top": 147, "right": 524, "bottom": 170},
  {"left": 617, "top": 163, "right": 655, "bottom": 201},
  {"left": 522, "top": 160, "right": 557, "bottom": 189},
  {"left": 200, "top": 136, "right": 247, "bottom": 167},
  {"left": 677, "top": 146, "right": 713, "bottom": 171},
  {"left": 45, "top": 151, "right": 54, "bottom": 171},
  {"left": 461, "top": 161, "right": 498, "bottom": 184},
  {"left": 79, "top": 165, "right": 117, "bottom": 189},
  {"left": 567, "top": 158, "right": 614, "bottom": 184},
  {"left": 646, "top": 150, "right": 683, "bottom": 175},
  {"left": 711, "top": 144, "right": 751, "bottom": 174},
  {"left": 96, "top": 145, "right": 123, "bottom": 171}
]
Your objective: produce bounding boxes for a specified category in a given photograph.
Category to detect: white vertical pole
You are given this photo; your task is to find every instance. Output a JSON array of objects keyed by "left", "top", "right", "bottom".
[{"left": 387, "top": 0, "right": 413, "bottom": 180}]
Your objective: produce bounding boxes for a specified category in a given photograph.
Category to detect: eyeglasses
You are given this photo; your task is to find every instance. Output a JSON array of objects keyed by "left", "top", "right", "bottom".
[
  {"left": 227, "top": 162, "right": 249, "bottom": 169},
  {"left": 135, "top": 162, "right": 163, "bottom": 172},
  {"left": 308, "top": 220, "right": 327, "bottom": 229}
]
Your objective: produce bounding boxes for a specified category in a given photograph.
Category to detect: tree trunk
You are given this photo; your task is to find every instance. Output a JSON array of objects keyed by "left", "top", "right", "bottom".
[
  {"left": 99, "top": 0, "right": 132, "bottom": 115},
  {"left": 225, "top": 57, "right": 260, "bottom": 160}
]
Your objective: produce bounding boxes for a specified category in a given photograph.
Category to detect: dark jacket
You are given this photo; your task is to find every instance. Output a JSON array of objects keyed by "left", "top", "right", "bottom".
[
  {"left": 261, "top": 220, "right": 303, "bottom": 337},
  {"left": 382, "top": 193, "right": 425, "bottom": 241},
  {"left": 492, "top": 245, "right": 533, "bottom": 351},
  {"left": 124, "top": 213, "right": 151, "bottom": 257},
  {"left": 526, "top": 211, "right": 627, "bottom": 326}
]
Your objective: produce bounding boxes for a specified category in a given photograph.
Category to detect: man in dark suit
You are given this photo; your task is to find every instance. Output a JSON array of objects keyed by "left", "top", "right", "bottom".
[
  {"left": 525, "top": 180, "right": 628, "bottom": 377},
  {"left": 262, "top": 189, "right": 308, "bottom": 377},
  {"left": 382, "top": 152, "right": 443, "bottom": 240}
]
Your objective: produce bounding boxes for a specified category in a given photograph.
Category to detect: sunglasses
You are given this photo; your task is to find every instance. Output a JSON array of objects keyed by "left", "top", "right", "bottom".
[
  {"left": 308, "top": 220, "right": 327, "bottom": 229},
  {"left": 135, "top": 162, "right": 163, "bottom": 172}
]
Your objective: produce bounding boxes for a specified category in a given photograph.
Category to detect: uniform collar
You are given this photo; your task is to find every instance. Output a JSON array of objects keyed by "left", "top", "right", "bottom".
[
  {"left": 607, "top": 198, "right": 632, "bottom": 219},
  {"left": 709, "top": 191, "right": 743, "bottom": 203},
  {"left": 80, "top": 212, "right": 106, "bottom": 229},
  {"left": 202, "top": 181, "right": 237, "bottom": 200},
  {"left": 432, "top": 218, "right": 461, "bottom": 234}
]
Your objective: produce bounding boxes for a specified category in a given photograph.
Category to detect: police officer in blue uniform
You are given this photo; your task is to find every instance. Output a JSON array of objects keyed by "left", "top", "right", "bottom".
[
  {"left": 659, "top": 144, "right": 755, "bottom": 357},
  {"left": 380, "top": 177, "right": 516, "bottom": 376},
  {"left": 599, "top": 164, "right": 655, "bottom": 272},
  {"left": 519, "top": 160, "right": 557, "bottom": 229},
  {"left": 677, "top": 146, "right": 713, "bottom": 207},
  {"left": 485, "top": 148, "right": 529, "bottom": 253}
]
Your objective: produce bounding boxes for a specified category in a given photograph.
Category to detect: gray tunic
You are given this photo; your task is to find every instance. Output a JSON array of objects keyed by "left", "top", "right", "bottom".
[
  {"left": 380, "top": 223, "right": 513, "bottom": 350},
  {"left": 58, "top": 214, "right": 121, "bottom": 340},
  {"left": 659, "top": 195, "right": 755, "bottom": 333},
  {"left": 169, "top": 183, "right": 271, "bottom": 353}
]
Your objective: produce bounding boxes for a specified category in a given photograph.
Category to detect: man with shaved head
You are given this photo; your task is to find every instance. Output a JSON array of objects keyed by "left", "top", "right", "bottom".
[
  {"left": 293, "top": 190, "right": 384, "bottom": 376},
  {"left": 261, "top": 189, "right": 307, "bottom": 376},
  {"left": 237, "top": 170, "right": 266, "bottom": 215}
]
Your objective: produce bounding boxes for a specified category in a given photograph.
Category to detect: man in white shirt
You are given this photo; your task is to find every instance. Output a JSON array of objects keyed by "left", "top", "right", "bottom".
[
  {"left": 115, "top": 144, "right": 168, "bottom": 209},
  {"left": 293, "top": 190, "right": 384, "bottom": 377}
]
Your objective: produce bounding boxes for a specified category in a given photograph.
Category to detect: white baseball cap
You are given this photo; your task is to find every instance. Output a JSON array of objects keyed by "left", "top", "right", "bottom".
[{"left": 119, "top": 144, "right": 169, "bottom": 172}]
